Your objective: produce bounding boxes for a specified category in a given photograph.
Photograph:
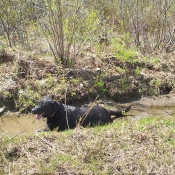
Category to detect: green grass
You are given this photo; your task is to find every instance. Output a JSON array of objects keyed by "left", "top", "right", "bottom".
[{"left": 1, "top": 115, "right": 175, "bottom": 174}]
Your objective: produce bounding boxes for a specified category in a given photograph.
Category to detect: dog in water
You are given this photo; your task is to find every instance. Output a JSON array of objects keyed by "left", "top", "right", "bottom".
[{"left": 32, "top": 97, "right": 131, "bottom": 131}]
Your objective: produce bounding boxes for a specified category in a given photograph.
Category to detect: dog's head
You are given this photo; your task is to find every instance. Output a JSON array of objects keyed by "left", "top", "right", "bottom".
[{"left": 32, "top": 97, "right": 59, "bottom": 120}]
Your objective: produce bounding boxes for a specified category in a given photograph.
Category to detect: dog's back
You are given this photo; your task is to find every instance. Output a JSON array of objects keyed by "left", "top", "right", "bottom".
[{"left": 32, "top": 97, "right": 131, "bottom": 131}]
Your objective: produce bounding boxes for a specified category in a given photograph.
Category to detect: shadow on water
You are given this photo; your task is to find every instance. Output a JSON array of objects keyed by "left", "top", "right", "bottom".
[{"left": 0, "top": 114, "right": 46, "bottom": 137}]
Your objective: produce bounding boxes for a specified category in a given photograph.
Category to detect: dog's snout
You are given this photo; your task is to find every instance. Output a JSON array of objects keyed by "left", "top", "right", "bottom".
[
  {"left": 31, "top": 107, "right": 37, "bottom": 113},
  {"left": 31, "top": 108, "right": 35, "bottom": 113}
]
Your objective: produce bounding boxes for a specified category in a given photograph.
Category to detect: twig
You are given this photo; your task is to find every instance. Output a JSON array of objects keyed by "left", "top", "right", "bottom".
[
  {"left": 79, "top": 103, "right": 96, "bottom": 126},
  {"left": 35, "top": 133, "right": 54, "bottom": 148},
  {"left": 0, "top": 133, "right": 5, "bottom": 139},
  {"left": 78, "top": 95, "right": 99, "bottom": 126},
  {"left": 0, "top": 129, "right": 27, "bottom": 143},
  {"left": 35, "top": 134, "right": 66, "bottom": 155},
  {"left": 65, "top": 87, "right": 70, "bottom": 129},
  {"left": 20, "top": 146, "right": 34, "bottom": 165}
]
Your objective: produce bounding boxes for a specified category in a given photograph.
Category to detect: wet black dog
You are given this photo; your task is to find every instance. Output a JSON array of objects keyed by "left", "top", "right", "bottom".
[{"left": 32, "top": 97, "right": 131, "bottom": 131}]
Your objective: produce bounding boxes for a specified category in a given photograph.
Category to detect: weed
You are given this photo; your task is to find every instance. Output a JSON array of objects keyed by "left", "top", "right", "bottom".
[
  {"left": 110, "top": 37, "right": 138, "bottom": 62},
  {"left": 116, "top": 66, "right": 126, "bottom": 74},
  {"left": 148, "top": 79, "right": 163, "bottom": 95},
  {"left": 135, "top": 66, "right": 140, "bottom": 76},
  {"left": 70, "top": 78, "right": 79, "bottom": 84},
  {"left": 3, "top": 91, "right": 12, "bottom": 98},
  {"left": 96, "top": 80, "right": 104, "bottom": 88},
  {"left": 95, "top": 80, "right": 108, "bottom": 95},
  {"left": 165, "top": 120, "right": 175, "bottom": 127},
  {"left": 71, "top": 92, "right": 77, "bottom": 97},
  {"left": 153, "top": 57, "right": 160, "bottom": 64},
  {"left": 138, "top": 116, "right": 157, "bottom": 126}
]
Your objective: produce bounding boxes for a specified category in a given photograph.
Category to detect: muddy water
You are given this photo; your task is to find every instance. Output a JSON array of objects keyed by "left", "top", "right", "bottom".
[
  {"left": 0, "top": 114, "right": 46, "bottom": 137},
  {"left": 0, "top": 94, "right": 175, "bottom": 137},
  {"left": 129, "top": 105, "right": 175, "bottom": 118},
  {"left": 0, "top": 106, "right": 174, "bottom": 138},
  {"left": 129, "top": 94, "right": 175, "bottom": 117}
]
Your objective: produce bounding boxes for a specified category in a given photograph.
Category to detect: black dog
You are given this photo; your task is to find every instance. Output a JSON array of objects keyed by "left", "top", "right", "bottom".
[{"left": 32, "top": 97, "right": 131, "bottom": 131}]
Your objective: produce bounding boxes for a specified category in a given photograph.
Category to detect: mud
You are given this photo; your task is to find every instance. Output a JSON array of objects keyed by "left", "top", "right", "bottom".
[{"left": 0, "top": 114, "right": 46, "bottom": 137}]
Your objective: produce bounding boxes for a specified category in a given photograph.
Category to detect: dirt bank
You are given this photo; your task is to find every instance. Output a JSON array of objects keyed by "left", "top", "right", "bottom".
[
  {"left": 0, "top": 48, "right": 175, "bottom": 113},
  {"left": 132, "top": 93, "right": 175, "bottom": 107}
]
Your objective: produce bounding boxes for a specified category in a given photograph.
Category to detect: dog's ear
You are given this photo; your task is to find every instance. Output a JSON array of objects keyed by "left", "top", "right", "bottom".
[
  {"left": 52, "top": 100, "right": 59, "bottom": 113},
  {"left": 51, "top": 95, "right": 54, "bottom": 100}
]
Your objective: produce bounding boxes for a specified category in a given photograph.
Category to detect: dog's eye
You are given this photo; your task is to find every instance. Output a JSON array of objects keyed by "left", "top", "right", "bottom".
[{"left": 39, "top": 101, "right": 44, "bottom": 106}]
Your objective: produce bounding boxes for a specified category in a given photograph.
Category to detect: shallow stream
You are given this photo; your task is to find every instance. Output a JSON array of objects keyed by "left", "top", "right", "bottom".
[{"left": 0, "top": 94, "right": 175, "bottom": 137}]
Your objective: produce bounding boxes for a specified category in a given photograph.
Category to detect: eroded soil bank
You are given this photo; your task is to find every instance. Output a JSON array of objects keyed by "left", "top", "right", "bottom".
[
  {"left": 0, "top": 48, "right": 175, "bottom": 114},
  {"left": 1, "top": 49, "right": 174, "bottom": 138}
]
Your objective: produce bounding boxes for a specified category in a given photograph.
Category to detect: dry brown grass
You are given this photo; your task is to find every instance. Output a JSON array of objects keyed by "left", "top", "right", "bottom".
[{"left": 1, "top": 115, "right": 175, "bottom": 175}]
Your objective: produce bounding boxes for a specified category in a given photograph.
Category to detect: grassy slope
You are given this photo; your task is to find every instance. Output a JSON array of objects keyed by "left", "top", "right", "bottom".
[
  {"left": 1, "top": 114, "right": 175, "bottom": 174},
  {"left": 0, "top": 45, "right": 175, "bottom": 175}
]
